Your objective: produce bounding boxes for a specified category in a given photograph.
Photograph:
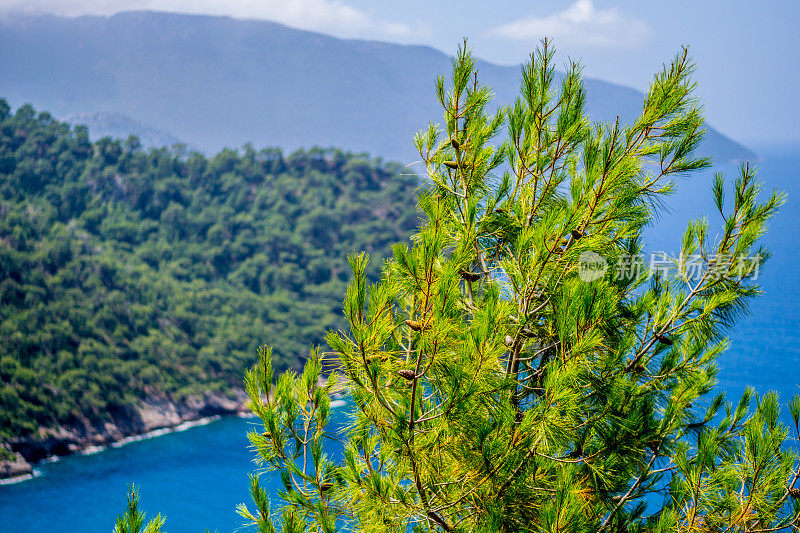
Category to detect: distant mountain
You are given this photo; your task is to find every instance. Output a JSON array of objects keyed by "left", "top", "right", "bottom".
[
  {"left": 0, "top": 11, "right": 755, "bottom": 164},
  {"left": 64, "top": 111, "right": 182, "bottom": 148}
]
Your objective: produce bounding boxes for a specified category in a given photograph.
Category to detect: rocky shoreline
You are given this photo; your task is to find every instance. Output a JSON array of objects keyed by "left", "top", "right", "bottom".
[{"left": 0, "top": 391, "right": 249, "bottom": 482}]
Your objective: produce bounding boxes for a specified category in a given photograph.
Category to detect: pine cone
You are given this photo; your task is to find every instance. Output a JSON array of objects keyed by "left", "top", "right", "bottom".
[
  {"left": 789, "top": 487, "right": 800, "bottom": 499},
  {"left": 571, "top": 229, "right": 584, "bottom": 240},
  {"left": 450, "top": 138, "right": 460, "bottom": 150},
  {"left": 655, "top": 334, "right": 673, "bottom": 346},
  {"left": 460, "top": 269, "right": 482, "bottom": 282},
  {"left": 443, "top": 160, "right": 459, "bottom": 169},
  {"left": 320, "top": 482, "right": 334, "bottom": 492},
  {"left": 405, "top": 319, "right": 429, "bottom": 332},
  {"left": 397, "top": 369, "right": 416, "bottom": 381}
]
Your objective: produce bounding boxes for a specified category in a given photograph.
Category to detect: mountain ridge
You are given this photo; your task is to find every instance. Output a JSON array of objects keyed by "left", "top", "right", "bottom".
[{"left": 0, "top": 10, "right": 755, "bottom": 164}]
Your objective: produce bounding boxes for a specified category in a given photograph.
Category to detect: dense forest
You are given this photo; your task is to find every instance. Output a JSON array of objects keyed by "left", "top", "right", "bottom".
[{"left": 0, "top": 100, "right": 419, "bottom": 443}]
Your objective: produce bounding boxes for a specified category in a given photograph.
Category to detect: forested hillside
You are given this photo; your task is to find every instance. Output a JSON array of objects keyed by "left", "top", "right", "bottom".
[{"left": 0, "top": 100, "right": 419, "bottom": 443}]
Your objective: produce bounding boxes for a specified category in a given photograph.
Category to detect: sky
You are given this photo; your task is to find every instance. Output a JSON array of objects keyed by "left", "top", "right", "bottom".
[{"left": 2, "top": 0, "right": 798, "bottom": 147}]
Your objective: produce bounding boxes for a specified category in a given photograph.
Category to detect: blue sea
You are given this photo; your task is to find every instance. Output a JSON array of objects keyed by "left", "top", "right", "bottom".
[{"left": 1, "top": 147, "right": 798, "bottom": 532}]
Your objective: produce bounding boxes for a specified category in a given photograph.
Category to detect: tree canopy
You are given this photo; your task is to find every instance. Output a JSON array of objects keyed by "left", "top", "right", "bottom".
[
  {"left": 241, "top": 42, "right": 800, "bottom": 532},
  {"left": 0, "top": 101, "right": 419, "bottom": 443}
]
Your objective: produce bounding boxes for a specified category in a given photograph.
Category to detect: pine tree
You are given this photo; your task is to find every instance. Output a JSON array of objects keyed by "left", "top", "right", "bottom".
[
  {"left": 114, "top": 485, "right": 165, "bottom": 533},
  {"left": 239, "top": 41, "right": 800, "bottom": 532}
]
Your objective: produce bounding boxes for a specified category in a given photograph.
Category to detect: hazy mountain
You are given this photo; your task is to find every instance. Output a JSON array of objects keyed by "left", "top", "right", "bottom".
[
  {"left": 64, "top": 111, "right": 182, "bottom": 148},
  {"left": 0, "top": 11, "right": 755, "bottom": 164}
]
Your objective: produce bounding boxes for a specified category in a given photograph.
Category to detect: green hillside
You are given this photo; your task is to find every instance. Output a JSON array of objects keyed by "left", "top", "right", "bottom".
[{"left": 0, "top": 100, "right": 419, "bottom": 441}]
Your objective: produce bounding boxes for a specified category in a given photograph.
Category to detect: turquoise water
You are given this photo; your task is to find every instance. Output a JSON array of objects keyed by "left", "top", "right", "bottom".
[
  {"left": 0, "top": 416, "right": 269, "bottom": 532},
  {"left": 644, "top": 146, "right": 800, "bottom": 400},
  {"left": 1, "top": 148, "right": 798, "bottom": 532}
]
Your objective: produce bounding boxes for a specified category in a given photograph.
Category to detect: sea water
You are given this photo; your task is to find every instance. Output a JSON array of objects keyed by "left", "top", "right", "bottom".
[{"left": 1, "top": 147, "right": 798, "bottom": 532}]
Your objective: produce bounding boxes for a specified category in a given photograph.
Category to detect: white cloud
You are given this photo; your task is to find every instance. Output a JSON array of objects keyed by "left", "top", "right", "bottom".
[
  {"left": 0, "top": 0, "right": 420, "bottom": 40},
  {"left": 488, "top": 0, "right": 651, "bottom": 48}
]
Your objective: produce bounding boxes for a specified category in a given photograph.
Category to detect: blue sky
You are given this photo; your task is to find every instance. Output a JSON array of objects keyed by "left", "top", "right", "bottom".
[{"left": 3, "top": 0, "right": 798, "bottom": 146}]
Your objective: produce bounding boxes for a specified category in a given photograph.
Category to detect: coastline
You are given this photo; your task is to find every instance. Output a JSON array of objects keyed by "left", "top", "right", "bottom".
[{"left": 0, "top": 390, "right": 249, "bottom": 483}]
